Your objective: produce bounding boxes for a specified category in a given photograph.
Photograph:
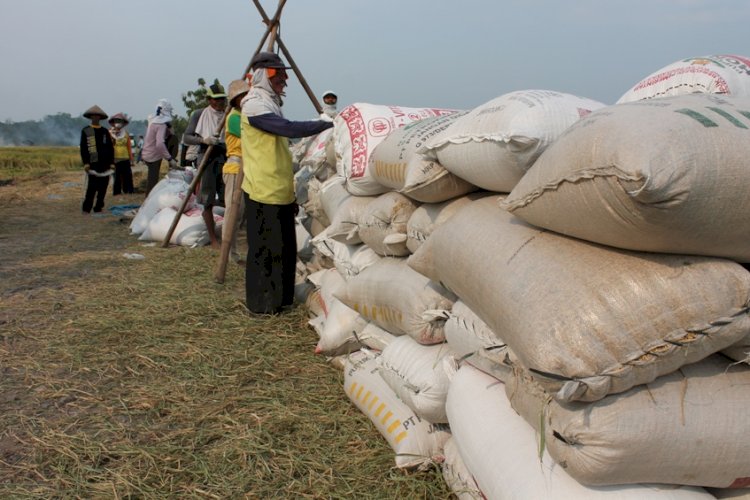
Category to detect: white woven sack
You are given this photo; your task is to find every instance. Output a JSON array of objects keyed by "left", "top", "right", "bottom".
[
  {"left": 318, "top": 175, "right": 349, "bottom": 227},
  {"left": 376, "top": 336, "right": 458, "bottom": 423},
  {"left": 356, "top": 322, "right": 399, "bottom": 351},
  {"left": 503, "top": 94, "right": 750, "bottom": 261},
  {"left": 358, "top": 191, "right": 420, "bottom": 257},
  {"left": 138, "top": 207, "right": 212, "bottom": 247},
  {"left": 408, "top": 196, "right": 750, "bottom": 403},
  {"left": 406, "top": 193, "right": 491, "bottom": 254},
  {"left": 326, "top": 194, "right": 376, "bottom": 245},
  {"left": 344, "top": 350, "right": 451, "bottom": 469},
  {"left": 506, "top": 356, "right": 750, "bottom": 488},
  {"left": 310, "top": 298, "right": 368, "bottom": 356},
  {"left": 617, "top": 55, "right": 750, "bottom": 103},
  {"left": 310, "top": 230, "right": 381, "bottom": 280},
  {"left": 306, "top": 268, "right": 346, "bottom": 318},
  {"left": 442, "top": 437, "right": 484, "bottom": 500},
  {"left": 447, "top": 365, "right": 713, "bottom": 500},
  {"left": 334, "top": 103, "right": 459, "bottom": 196},
  {"left": 335, "top": 257, "right": 456, "bottom": 345},
  {"left": 369, "top": 112, "right": 476, "bottom": 203},
  {"left": 422, "top": 89, "right": 605, "bottom": 193},
  {"left": 299, "top": 128, "right": 335, "bottom": 179},
  {"left": 129, "top": 177, "right": 193, "bottom": 235}
]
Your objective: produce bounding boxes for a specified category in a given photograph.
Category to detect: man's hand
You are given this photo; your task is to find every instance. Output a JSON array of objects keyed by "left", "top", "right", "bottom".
[
  {"left": 83, "top": 164, "right": 91, "bottom": 173},
  {"left": 318, "top": 113, "right": 333, "bottom": 123},
  {"left": 203, "top": 136, "right": 221, "bottom": 146}
]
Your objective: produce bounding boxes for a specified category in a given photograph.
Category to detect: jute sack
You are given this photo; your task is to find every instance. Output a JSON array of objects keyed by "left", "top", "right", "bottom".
[
  {"left": 421, "top": 90, "right": 605, "bottom": 193},
  {"left": 334, "top": 103, "right": 459, "bottom": 196},
  {"left": 617, "top": 54, "right": 750, "bottom": 103},
  {"left": 447, "top": 365, "right": 713, "bottom": 500},
  {"left": 335, "top": 257, "right": 456, "bottom": 345},
  {"left": 441, "top": 437, "right": 484, "bottom": 500},
  {"left": 344, "top": 350, "right": 451, "bottom": 470},
  {"left": 505, "top": 355, "right": 750, "bottom": 488},
  {"left": 358, "top": 191, "right": 420, "bottom": 257},
  {"left": 408, "top": 196, "right": 750, "bottom": 402},
  {"left": 369, "top": 112, "right": 476, "bottom": 203},
  {"left": 406, "top": 192, "right": 493, "bottom": 254},
  {"left": 722, "top": 336, "right": 750, "bottom": 364},
  {"left": 376, "top": 335, "right": 458, "bottom": 423},
  {"left": 502, "top": 94, "right": 750, "bottom": 262}
]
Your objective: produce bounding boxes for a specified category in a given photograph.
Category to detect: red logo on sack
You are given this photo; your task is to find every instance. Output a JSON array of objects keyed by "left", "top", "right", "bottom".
[{"left": 368, "top": 118, "right": 391, "bottom": 137}]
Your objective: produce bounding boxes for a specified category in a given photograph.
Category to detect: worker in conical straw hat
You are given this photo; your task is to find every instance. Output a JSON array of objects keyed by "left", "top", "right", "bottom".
[
  {"left": 108, "top": 112, "right": 135, "bottom": 195},
  {"left": 80, "top": 105, "right": 115, "bottom": 214},
  {"left": 223, "top": 79, "right": 251, "bottom": 264},
  {"left": 240, "top": 51, "right": 334, "bottom": 314}
]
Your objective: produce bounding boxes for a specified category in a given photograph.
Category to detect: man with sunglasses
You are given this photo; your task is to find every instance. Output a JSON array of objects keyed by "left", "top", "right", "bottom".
[{"left": 240, "top": 52, "right": 334, "bottom": 315}]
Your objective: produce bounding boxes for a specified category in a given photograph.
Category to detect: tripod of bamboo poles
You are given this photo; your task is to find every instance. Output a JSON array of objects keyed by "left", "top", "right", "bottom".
[{"left": 212, "top": 0, "right": 324, "bottom": 283}]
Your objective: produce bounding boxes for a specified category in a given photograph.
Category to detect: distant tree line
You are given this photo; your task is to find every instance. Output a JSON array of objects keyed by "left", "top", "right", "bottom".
[{"left": 0, "top": 113, "right": 148, "bottom": 147}]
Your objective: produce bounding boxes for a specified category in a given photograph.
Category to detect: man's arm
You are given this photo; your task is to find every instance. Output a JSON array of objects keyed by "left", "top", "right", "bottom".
[
  {"left": 247, "top": 113, "right": 333, "bottom": 139},
  {"left": 181, "top": 109, "right": 204, "bottom": 146}
]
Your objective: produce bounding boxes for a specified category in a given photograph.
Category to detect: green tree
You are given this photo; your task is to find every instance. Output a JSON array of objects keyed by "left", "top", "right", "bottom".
[{"left": 181, "top": 77, "right": 223, "bottom": 118}]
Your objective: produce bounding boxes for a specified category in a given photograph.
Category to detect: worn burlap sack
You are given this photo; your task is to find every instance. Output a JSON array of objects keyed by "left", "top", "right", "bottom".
[
  {"left": 505, "top": 355, "right": 750, "bottom": 488},
  {"left": 502, "top": 94, "right": 750, "bottom": 262},
  {"left": 408, "top": 196, "right": 750, "bottom": 402}
]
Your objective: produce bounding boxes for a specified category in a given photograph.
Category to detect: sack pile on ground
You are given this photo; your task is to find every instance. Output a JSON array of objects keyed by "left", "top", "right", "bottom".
[{"left": 291, "top": 55, "right": 750, "bottom": 498}]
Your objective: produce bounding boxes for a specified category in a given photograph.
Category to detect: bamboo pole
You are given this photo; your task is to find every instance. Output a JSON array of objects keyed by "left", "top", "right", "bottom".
[
  {"left": 162, "top": 0, "right": 286, "bottom": 250},
  {"left": 213, "top": 3, "right": 285, "bottom": 283}
]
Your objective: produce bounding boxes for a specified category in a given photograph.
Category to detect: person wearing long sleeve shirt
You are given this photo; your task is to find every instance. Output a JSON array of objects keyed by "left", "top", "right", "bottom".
[
  {"left": 141, "top": 99, "right": 178, "bottom": 196},
  {"left": 241, "top": 52, "right": 333, "bottom": 314},
  {"left": 79, "top": 105, "right": 115, "bottom": 214}
]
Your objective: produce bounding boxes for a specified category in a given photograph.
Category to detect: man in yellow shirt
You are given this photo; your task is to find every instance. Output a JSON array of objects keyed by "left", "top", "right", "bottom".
[{"left": 241, "top": 52, "right": 333, "bottom": 314}]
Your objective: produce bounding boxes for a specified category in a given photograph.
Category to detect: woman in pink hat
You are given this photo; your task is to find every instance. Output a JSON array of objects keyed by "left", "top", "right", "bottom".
[{"left": 108, "top": 113, "right": 135, "bottom": 195}]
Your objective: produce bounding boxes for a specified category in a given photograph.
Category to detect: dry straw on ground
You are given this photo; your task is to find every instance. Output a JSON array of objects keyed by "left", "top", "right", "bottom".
[{"left": 0, "top": 158, "right": 451, "bottom": 499}]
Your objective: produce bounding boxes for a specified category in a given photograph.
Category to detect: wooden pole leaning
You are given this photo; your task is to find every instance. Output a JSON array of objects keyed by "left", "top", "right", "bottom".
[
  {"left": 161, "top": 0, "right": 286, "bottom": 250},
  {"left": 213, "top": 0, "right": 286, "bottom": 283}
]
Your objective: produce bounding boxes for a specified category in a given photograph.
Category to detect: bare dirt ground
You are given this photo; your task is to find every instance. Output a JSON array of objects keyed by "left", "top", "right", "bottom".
[{"left": 0, "top": 170, "right": 450, "bottom": 498}]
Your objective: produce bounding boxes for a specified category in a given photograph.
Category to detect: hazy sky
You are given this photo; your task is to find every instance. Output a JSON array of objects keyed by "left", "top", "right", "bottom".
[{"left": 2, "top": 0, "right": 749, "bottom": 122}]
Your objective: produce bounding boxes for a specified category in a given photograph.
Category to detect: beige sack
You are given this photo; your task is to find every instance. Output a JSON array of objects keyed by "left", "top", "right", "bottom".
[
  {"left": 502, "top": 94, "right": 750, "bottom": 262},
  {"left": 421, "top": 89, "right": 605, "bottom": 193},
  {"left": 408, "top": 196, "right": 750, "bottom": 402},
  {"left": 369, "top": 112, "right": 476, "bottom": 203},
  {"left": 506, "top": 355, "right": 750, "bottom": 488},
  {"left": 358, "top": 191, "right": 420, "bottom": 257},
  {"left": 335, "top": 257, "right": 455, "bottom": 345}
]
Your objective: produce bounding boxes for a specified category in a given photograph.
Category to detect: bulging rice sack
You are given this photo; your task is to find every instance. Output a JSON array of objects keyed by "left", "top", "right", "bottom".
[
  {"left": 408, "top": 196, "right": 750, "bottom": 403},
  {"left": 130, "top": 177, "right": 194, "bottom": 235},
  {"left": 421, "top": 89, "right": 605, "bottom": 193},
  {"left": 447, "top": 365, "right": 713, "bottom": 499},
  {"left": 617, "top": 54, "right": 750, "bottom": 103},
  {"left": 505, "top": 355, "right": 750, "bottom": 488},
  {"left": 344, "top": 350, "right": 451, "bottom": 469},
  {"left": 369, "top": 112, "right": 476, "bottom": 203},
  {"left": 358, "top": 191, "right": 420, "bottom": 257},
  {"left": 334, "top": 103, "right": 458, "bottom": 196},
  {"left": 138, "top": 207, "right": 221, "bottom": 247},
  {"left": 502, "top": 94, "right": 750, "bottom": 262}
]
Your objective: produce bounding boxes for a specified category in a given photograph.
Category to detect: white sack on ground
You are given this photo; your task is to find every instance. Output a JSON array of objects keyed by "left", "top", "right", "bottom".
[
  {"left": 358, "top": 191, "right": 420, "bottom": 257},
  {"left": 441, "top": 437, "right": 484, "bottom": 500},
  {"left": 335, "top": 257, "right": 455, "bottom": 345},
  {"left": 502, "top": 94, "right": 750, "bottom": 262},
  {"left": 406, "top": 193, "right": 492, "bottom": 254},
  {"left": 310, "top": 230, "right": 381, "bottom": 280},
  {"left": 344, "top": 350, "right": 451, "bottom": 470},
  {"left": 408, "top": 196, "right": 750, "bottom": 403},
  {"left": 138, "top": 207, "right": 220, "bottom": 247},
  {"left": 421, "top": 90, "right": 605, "bottom": 193},
  {"left": 369, "top": 112, "right": 476, "bottom": 203},
  {"left": 446, "top": 364, "right": 713, "bottom": 500},
  {"left": 306, "top": 268, "right": 346, "bottom": 319},
  {"left": 505, "top": 356, "right": 750, "bottom": 488},
  {"left": 376, "top": 336, "right": 457, "bottom": 423},
  {"left": 310, "top": 298, "right": 368, "bottom": 356},
  {"left": 617, "top": 54, "right": 750, "bottom": 103},
  {"left": 334, "top": 103, "right": 459, "bottom": 196},
  {"left": 129, "top": 176, "right": 194, "bottom": 235},
  {"left": 356, "top": 322, "right": 399, "bottom": 352}
]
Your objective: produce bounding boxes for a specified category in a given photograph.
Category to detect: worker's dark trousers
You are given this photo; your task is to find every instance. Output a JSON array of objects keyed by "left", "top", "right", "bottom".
[
  {"left": 243, "top": 195, "right": 297, "bottom": 314},
  {"left": 82, "top": 174, "right": 109, "bottom": 213},
  {"left": 144, "top": 160, "right": 162, "bottom": 197},
  {"left": 113, "top": 160, "right": 134, "bottom": 195}
]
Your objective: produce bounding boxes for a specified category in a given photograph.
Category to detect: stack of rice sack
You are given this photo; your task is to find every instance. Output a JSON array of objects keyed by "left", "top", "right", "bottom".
[
  {"left": 405, "top": 88, "right": 750, "bottom": 497},
  {"left": 128, "top": 168, "right": 225, "bottom": 247}
]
